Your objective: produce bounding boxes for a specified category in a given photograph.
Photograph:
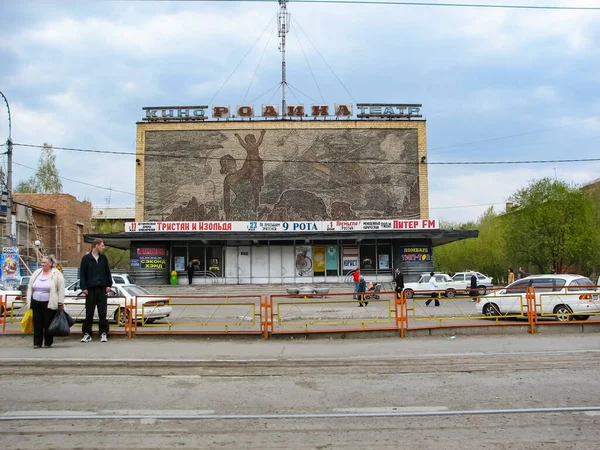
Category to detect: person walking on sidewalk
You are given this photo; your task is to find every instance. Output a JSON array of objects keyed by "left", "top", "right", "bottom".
[
  {"left": 26, "top": 254, "right": 65, "bottom": 349},
  {"left": 352, "top": 269, "right": 360, "bottom": 299},
  {"left": 394, "top": 268, "right": 404, "bottom": 298},
  {"left": 357, "top": 276, "right": 368, "bottom": 307},
  {"left": 80, "top": 238, "right": 112, "bottom": 343},
  {"left": 425, "top": 272, "right": 440, "bottom": 307}
]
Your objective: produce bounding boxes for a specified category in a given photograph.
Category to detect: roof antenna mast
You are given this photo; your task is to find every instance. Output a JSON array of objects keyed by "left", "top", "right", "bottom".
[{"left": 278, "top": 0, "right": 290, "bottom": 118}]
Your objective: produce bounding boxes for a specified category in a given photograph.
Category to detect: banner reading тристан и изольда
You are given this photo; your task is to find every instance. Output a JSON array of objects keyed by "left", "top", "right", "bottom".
[{"left": 124, "top": 219, "right": 439, "bottom": 233}]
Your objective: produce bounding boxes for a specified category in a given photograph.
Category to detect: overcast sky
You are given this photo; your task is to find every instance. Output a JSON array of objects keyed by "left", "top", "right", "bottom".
[{"left": 1, "top": 0, "right": 599, "bottom": 224}]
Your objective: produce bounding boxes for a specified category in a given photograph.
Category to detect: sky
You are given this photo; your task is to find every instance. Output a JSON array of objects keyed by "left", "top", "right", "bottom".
[{"left": 0, "top": 0, "right": 599, "bottom": 224}]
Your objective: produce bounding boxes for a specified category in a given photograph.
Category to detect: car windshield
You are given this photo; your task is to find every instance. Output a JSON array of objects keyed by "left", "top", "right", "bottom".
[{"left": 121, "top": 285, "right": 150, "bottom": 296}]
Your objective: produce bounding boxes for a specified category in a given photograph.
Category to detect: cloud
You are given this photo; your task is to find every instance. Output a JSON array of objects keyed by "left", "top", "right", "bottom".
[{"left": 429, "top": 162, "right": 600, "bottom": 223}]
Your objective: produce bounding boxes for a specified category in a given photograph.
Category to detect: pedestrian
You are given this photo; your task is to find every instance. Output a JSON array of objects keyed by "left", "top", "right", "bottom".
[
  {"left": 353, "top": 269, "right": 360, "bottom": 299},
  {"left": 26, "top": 254, "right": 65, "bottom": 349},
  {"left": 187, "top": 259, "right": 196, "bottom": 285},
  {"left": 425, "top": 272, "right": 440, "bottom": 307},
  {"left": 551, "top": 267, "right": 557, "bottom": 274},
  {"left": 470, "top": 271, "right": 478, "bottom": 302},
  {"left": 357, "top": 276, "right": 368, "bottom": 307},
  {"left": 394, "top": 268, "right": 404, "bottom": 298},
  {"left": 507, "top": 267, "right": 515, "bottom": 285},
  {"left": 518, "top": 267, "right": 530, "bottom": 279},
  {"left": 79, "top": 238, "right": 113, "bottom": 343}
]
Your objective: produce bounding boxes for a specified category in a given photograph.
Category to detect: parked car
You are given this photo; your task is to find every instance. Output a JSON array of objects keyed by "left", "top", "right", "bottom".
[
  {"left": 448, "top": 272, "right": 493, "bottom": 295},
  {"left": 17, "top": 276, "right": 31, "bottom": 296},
  {"left": 64, "top": 284, "right": 172, "bottom": 326},
  {"left": 0, "top": 285, "right": 24, "bottom": 316},
  {"left": 65, "top": 273, "right": 134, "bottom": 296},
  {"left": 404, "top": 273, "right": 457, "bottom": 299},
  {"left": 476, "top": 274, "right": 599, "bottom": 321}
]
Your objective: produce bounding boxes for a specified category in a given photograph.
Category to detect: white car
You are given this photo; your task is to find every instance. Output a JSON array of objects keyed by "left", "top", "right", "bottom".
[
  {"left": 0, "top": 285, "right": 24, "bottom": 317},
  {"left": 449, "top": 272, "right": 494, "bottom": 295},
  {"left": 404, "top": 273, "right": 457, "bottom": 299},
  {"left": 65, "top": 273, "right": 134, "bottom": 296},
  {"left": 476, "top": 274, "right": 600, "bottom": 321},
  {"left": 64, "top": 284, "right": 172, "bottom": 326}
]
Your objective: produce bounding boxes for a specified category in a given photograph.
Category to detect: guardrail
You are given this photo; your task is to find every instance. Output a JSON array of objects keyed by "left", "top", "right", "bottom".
[{"left": 3, "top": 285, "right": 600, "bottom": 339}]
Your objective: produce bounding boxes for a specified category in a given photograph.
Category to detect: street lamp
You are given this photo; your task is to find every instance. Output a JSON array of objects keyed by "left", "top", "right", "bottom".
[{"left": 0, "top": 90, "right": 12, "bottom": 247}]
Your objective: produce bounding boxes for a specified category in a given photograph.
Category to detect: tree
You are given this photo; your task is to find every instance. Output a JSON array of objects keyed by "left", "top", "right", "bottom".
[
  {"left": 504, "top": 178, "right": 600, "bottom": 275},
  {"left": 14, "top": 143, "right": 62, "bottom": 193},
  {"left": 434, "top": 207, "right": 510, "bottom": 284},
  {"left": 92, "top": 219, "right": 130, "bottom": 270}
]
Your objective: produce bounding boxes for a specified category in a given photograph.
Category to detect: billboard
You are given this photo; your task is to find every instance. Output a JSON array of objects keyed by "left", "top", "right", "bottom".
[
  {"left": 141, "top": 125, "right": 422, "bottom": 222},
  {"left": 1, "top": 247, "right": 21, "bottom": 283}
]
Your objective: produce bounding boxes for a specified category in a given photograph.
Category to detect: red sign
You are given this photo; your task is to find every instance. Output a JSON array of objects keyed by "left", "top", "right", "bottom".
[{"left": 137, "top": 248, "right": 166, "bottom": 257}]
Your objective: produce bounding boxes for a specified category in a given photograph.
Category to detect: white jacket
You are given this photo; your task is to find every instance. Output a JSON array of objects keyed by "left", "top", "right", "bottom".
[{"left": 26, "top": 268, "right": 66, "bottom": 310}]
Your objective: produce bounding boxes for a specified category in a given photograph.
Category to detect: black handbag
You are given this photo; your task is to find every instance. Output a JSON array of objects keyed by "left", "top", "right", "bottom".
[{"left": 48, "top": 309, "right": 73, "bottom": 337}]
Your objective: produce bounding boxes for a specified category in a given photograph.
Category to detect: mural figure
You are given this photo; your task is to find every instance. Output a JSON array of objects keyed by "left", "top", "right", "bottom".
[
  {"left": 220, "top": 155, "right": 255, "bottom": 220},
  {"left": 233, "top": 130, "right": 266, "bottom": 211}
]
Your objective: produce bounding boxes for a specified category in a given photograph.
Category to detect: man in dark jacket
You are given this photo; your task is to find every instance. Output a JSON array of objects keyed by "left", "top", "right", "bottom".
[
  {"left": 80, "top": 238, "right": 112, "bottom": 343},
  {"left": 469, "top": 271, "right": 478, "bottom": 301},
  {"left": 394, "top": 268, "right": 404, "bottom": 298}
]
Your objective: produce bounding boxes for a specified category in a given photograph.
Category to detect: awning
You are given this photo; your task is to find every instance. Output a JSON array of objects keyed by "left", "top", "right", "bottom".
[{"left": 85, "top": 229, "right": 478, "bottom": 250}]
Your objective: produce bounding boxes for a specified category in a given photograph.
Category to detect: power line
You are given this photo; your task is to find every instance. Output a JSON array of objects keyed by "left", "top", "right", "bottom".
[
  {"left": 13, "top": 161, "right": 135, "bottom": 196},
  {"left": 428, "top": 117, "right": 599, "bottom": 153},
  {"left": 110, "top": 0, "right": 600, "bottom": 11},
  {"left": 12, "top": 142, "right": 600, "bottom": 166}
]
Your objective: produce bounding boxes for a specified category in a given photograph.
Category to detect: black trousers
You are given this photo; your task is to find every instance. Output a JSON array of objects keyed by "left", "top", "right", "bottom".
[
  {"left": 425, "top": 293, "right": 440, "bottom": 306},
  {"left": 188, "top": 272, "right": 193, "bottom": 285},
  {"left": 31, "top": 299, "right": 57, "bottom": 347},
  {"left": 82, "top": 286, "right": 109, "bottom": 335}
]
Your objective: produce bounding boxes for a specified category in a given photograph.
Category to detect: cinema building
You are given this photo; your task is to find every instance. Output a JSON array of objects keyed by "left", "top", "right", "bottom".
[{"left": 87, "top": 103, "right": 477, "bottom": 285}]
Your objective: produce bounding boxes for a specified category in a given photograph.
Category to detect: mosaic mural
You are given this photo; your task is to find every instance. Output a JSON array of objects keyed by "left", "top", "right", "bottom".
[{"left": 143, "top": 128, "right": 420, "bottom": 221}]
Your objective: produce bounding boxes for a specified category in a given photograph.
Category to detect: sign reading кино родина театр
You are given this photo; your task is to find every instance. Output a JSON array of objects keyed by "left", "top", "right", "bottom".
[
  {"left": 142, "top": 103, "right": 422, "bottom": 121},
  {"left": 124, "top": 219, "right": 439, "bottom": 233}
]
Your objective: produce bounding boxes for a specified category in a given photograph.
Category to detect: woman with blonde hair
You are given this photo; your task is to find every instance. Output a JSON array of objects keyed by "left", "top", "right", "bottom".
[{"left": 26, "top": 254, "right": 65, "bottom": 349}]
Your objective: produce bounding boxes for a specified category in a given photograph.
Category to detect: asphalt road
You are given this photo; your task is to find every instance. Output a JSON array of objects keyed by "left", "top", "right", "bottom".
[{"left": 1, "top": 334, "right": 600, "bottom": 449}]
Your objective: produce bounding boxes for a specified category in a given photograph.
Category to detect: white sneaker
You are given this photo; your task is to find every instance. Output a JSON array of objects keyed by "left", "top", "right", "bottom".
[
  {"left": 100, "top": 333, "right": 108, "bottom": 343},
  {"left": 81, "top": 333, "right": 92, "bottom": 343}
]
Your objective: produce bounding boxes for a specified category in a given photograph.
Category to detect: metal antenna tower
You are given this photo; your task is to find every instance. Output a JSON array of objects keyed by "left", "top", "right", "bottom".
[{"left": 278, "top": 0, "right": 290, "bottom": 118}]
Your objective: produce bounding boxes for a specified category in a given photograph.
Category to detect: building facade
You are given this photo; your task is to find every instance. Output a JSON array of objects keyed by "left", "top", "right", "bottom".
[
  {"left": 88, "top": 106, "right": 477, "bottom": 285},
  {"left": 13, "top": 193, "right": 92, "bottom": 268}
]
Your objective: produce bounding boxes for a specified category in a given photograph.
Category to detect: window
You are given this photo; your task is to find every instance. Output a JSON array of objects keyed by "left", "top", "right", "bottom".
[
  {"left": 508, "top": 280, "right": 530, "bottom": 294},
  {"left": 531, "top": 278, "right": 566, "bottom": 292},
  {"left": 76, "top": 224, "right": 84, "bottom": 252},
  {"left": 568, "top": 278, "right": 594, "bottom": 292},
  {"left": 477, "top": 274, "right": 486, "bottom": 280},
  {"left": 452, "top": 274, "right": 465, "bottom": 282},
  {"left": 113, "top": 276, "right": 125, "bottom": 284}
]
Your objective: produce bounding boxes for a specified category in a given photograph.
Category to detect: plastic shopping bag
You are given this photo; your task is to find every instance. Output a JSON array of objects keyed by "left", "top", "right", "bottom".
[
  {"left": 21, "top": 309, "right": 33, "bottom": 334},
  {"left": 48, "top": 310, "right": 72, "bottom": 337}
]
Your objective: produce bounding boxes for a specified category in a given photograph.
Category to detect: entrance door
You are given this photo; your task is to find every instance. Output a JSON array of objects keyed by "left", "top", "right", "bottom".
[
  {"left": 238, "top": 246, "right": 251, "bottom": 284},
  {"left": 224, "top": 247, "right": 238, "bottom": 284},
  {"left": 269, "top": 246, "right": 283, "bottom": 283}
]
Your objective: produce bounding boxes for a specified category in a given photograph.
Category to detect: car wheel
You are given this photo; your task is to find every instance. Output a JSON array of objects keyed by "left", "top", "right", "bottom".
[
  {"left": 114, "top": 308, "right": 131, "bottom": 327},
  {"left": 483, "top": 303, "right": 499, "bottom": 317},
  {"left": 553, "top": 305, "right": 573, "bottom": 322},
  {"left": 477, "top": 285, "right": 487, "bottom": 295},
  {"left": 445, "top": 289, "right": 456, "bottom": 298},
  {"left": 404, "top": 289, "right": 414, "bottom": 299},
  {"left": 573, "top": 315, "right": 590, "bottom": 321}
]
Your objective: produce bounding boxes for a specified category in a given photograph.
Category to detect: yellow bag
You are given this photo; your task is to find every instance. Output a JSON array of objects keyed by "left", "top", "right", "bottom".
[{"left": 21, "top": 309, "right": 33, "bottom": 334}]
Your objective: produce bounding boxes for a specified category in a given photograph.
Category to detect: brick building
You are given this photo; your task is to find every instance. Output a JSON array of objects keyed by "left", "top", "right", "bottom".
[{"left": 13, "top": 193, "right": 92, "bottom": 267}]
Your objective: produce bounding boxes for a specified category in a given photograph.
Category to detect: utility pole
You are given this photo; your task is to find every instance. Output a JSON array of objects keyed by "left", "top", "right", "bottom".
[
  {"left": 278, "top": 0, "right": 290, "bottom": 118},
  {"left": 0, "top": 90, "right": 12, "bottom": 247}
]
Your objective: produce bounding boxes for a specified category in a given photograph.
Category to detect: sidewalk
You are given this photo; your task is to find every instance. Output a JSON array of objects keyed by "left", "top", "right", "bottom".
[{"left": 1, "top": 333, "right": 599, "bottom": 362}]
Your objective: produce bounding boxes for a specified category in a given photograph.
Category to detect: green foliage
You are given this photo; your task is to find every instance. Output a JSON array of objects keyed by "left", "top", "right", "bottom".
[
  {"left": 435, "top": 178, "right": 600, "bottom": 283},
  {"left": 15, "top": 178, "right": 39, "bottom": 193},
  {"left": 14, "top": 143, "right": 62, "bottom": 193},
  {"left": 93, "top": 219, "right": 130, "bottom": 270},
  {"left": 434, "top": 207, "right": 510, "bottom": 284},
  {"left": 505, "top": 178, "right": 600, "bottom": 275}
]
